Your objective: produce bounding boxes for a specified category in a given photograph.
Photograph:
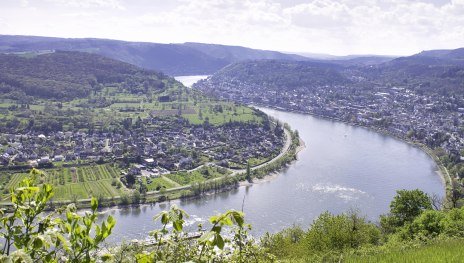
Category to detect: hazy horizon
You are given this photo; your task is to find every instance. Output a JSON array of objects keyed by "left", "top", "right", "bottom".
[
  {"left": 1, "top": 0, "right": 464, "bottom": 56},
  {"left": 0, "top": 33, "right": 411, "bottom": 58}
]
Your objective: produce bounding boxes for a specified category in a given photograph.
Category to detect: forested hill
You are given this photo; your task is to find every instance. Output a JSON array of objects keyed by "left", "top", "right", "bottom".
[
  {"left": 364, "top": 52, "right": 464, "bottom": 95},
  {"left": 0, "top": 35, "right": 308, "bottom": 75},
  {"left": 207, "top": 60, "right": 351, "bottom": 89},
  {"left": 0, "top": 51, "right": 167, "bottom": 101}
]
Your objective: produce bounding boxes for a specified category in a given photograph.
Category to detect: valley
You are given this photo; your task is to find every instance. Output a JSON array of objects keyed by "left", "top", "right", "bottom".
[
  {"left": 99, "top": 106, "right": 444, "bottom": 243},
  {"left": 2, "top": 0, "right": 464, "bottom": 261}
]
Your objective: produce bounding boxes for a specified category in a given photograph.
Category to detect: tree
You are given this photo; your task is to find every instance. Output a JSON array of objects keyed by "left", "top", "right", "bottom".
[
  {"left": 447, "top": 180, "right": 463, "bottom": 209},
  {"left": 132, "top": 190, "right": 141, "bottom": 204},
  {"left": 274, "top": 121, "right": 284, "bottom": 137},
  {"left": 381, "top": 189, "right": 432, "bottom": 232},
  {"left": 246, "top": 160, "right": 252, "bottom": 183},
  {"left": 303, "top": 210, "right": 380, "bottom": 252},
  {"left": 408, "top": 210, "right": 446, "bottom": 238},
  {"left": 126, "top": 173, "right": 136, "bottom": 186}
]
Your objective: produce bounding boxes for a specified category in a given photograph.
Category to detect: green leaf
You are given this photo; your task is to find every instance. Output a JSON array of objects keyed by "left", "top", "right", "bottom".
[
  {"left": 232, "top": 211, "right": 245, "bottom": 227},
  {"left": 101, "top": 253, "right": 114, "bottom": 262},
  {"left": 212, "top": 226, "right": 222, "bottom": 233},
  {"left": 209, "top": 215, "right": 219, "bottom": 224},
  {"left": 107, "top": 215, "right": 116, "bottom": 228},
  {"left": 173, "top": 220, "right": 183, "bottom": 232},
  {"left": 136, "top": 252, "right": 154, "bottom": 263},
  {"left": 91, "top": 197, "right": 98, "bottom": 211},
  {"left": 199, "top": 231, "right": 215, "bottom": 243},
  {"left": 215, "top": 234, "right": 225, "bottom": 249},
  {"left": 33, "top": 236, "right": 44, "bottom": 249}
]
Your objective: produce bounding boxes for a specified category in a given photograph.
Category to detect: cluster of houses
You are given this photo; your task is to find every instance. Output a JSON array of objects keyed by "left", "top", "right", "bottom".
[
  {"left": 196, "top": 78, "right": 464, "bottom": 163},
  {"left": 0, "top": 115, "right": 284, "bottom": 174}
]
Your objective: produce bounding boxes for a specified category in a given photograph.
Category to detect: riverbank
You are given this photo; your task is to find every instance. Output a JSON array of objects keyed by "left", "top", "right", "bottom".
[
  {"left": 240, "top": 136, "right": 306, "bottom": 187},
  {"left": 295, "top": 137, "right": 306, "bottom": 158}
]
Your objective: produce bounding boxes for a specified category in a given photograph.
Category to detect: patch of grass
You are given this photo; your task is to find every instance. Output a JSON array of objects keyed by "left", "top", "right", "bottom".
[
  {"left": 166, "top": 171, "right": 206, "bottom": 185},
  {"left": 183, "top": 103, "right": 261, "bottom": 125},
  {"left": 166, "top": 165, "right": 231, "bottom": 185},
  {"left": 142, "top": 177, "right": 176, "bottom": 191},
  {"left": 248, "top": 157, "right": 270, "bottom": 166},
  {"left": 344, "top": 239, "right": 464, "bottom": 263}
]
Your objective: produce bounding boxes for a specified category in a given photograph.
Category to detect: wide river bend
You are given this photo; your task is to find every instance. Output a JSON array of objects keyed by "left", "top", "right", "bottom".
[{"left": 100, "top": 107, "right": 444, "bottom": 243}]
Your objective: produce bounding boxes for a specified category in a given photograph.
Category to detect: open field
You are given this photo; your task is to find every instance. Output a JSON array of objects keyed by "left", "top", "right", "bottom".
[
  {"left": 1, "top": 163, "right": 232, "bottom": 201},
  {"left": 0, "top": 82, "right": 264, "bottom": 136},
  {"left": 166, "top": 165, "right": 231, "bottom": 185},
  {"left": 142, "top": 177, "right": 177, "bottom": 191}
]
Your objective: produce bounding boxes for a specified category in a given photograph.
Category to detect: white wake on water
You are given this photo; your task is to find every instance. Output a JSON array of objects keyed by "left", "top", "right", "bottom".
[{"left": 296, "top": 183, "right": 368, "bottom": 201}]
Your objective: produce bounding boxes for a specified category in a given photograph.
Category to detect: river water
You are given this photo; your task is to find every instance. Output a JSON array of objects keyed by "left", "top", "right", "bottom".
[
  {"left": 100, "top": 105, "right": 444, "bottom": 243},
  {"left": 174, "top": 75, "right": 210, "bottom": 88}
]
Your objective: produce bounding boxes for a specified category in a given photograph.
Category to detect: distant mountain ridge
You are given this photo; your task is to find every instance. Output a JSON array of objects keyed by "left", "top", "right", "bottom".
[
  {"left": 183, "top": 42, "right": 305, "bottom": 61},
  {"left": 0, "top": 35, "right": 308, "bottom": 75}
]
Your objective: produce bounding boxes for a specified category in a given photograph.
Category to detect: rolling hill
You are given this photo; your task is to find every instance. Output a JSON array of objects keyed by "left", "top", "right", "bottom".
[
  {"left": 416, "top": 48, "right": 464, "bottom": 61},
  {"left": 198, "top": 48, "right": 464, "bottom": 96},
  {"left": 0, "top": 50, "right": 166, "bottom": 101},
  {"left": 0, "top": 35, "right": 308, "bottom": 75}
]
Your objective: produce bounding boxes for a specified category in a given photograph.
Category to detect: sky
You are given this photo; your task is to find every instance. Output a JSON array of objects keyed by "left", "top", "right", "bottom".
[{"left": 1, "top": 0, "right": 464, "bottom": 56}]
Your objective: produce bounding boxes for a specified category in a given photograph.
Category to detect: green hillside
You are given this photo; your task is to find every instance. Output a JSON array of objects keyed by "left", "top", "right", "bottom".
[
  {"left": 0, "top": 50, "right": 166, "bottom": 101},
  {"left": 210, "top": 59, "right": 350, "bottom": 89},
  {"left": 0, "top": 50, "right": 286, "bottom": 203},
  {"left": 0, "top": 51, "right": 265, "bottom": 134}
]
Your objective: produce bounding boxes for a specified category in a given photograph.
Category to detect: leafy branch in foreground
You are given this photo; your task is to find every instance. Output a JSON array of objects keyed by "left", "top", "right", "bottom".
[
  {"left": 0, "top": 169, "right": 115, "bottom": 262},
  {"left": 114, "top": 206, "right": 272, "bottom": 263}
]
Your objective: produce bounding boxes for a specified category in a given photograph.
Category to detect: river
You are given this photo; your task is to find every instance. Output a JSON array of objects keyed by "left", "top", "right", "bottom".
[
  {"left": 99, "top": 77, "right": 444, "bottom": 244},
  {"left": 174, "top": 75, "right": 210, "bottom": 87}
]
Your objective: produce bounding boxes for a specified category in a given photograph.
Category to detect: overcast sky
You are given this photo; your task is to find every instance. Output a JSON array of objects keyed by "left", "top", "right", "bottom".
[{"left": 1, "top": 0, "right": 463, "bottom": 56}]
